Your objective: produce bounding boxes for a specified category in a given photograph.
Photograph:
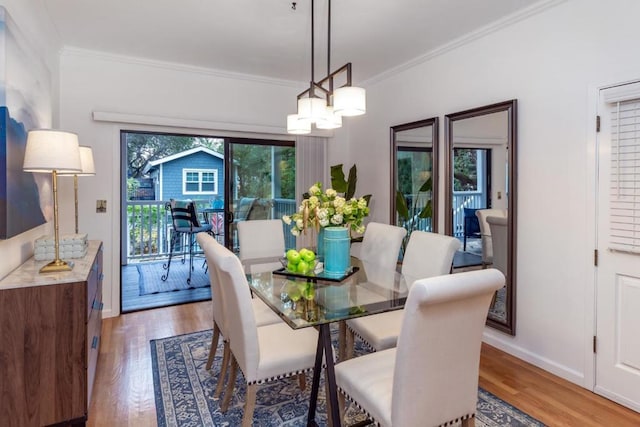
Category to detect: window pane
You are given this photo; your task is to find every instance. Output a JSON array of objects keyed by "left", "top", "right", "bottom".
[
  {"left": 202, "top": 182, "right": 215, "bottom": 192},
  {"left": 202, "top": 172, "right": 215, "bottom": 183},
  {"left": 186, "top": 172, "right": 199, "bottom": 182},
  {"left": 186, "top": 182, "right": 199, "bottom": 192}
]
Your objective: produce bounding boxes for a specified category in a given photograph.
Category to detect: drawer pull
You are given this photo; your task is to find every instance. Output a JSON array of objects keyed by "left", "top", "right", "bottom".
[
  {"left": 91, "top": 336, "right": 99, "bottom": 349},
  {"left": 99, "top": 273, "right": 104, "bottom": 280},
  {"left": 92, "top": 264, "right": 98, "bottom": 273},
  {"left": 99, "top": 302, "right": 104, "bottom": 310}
]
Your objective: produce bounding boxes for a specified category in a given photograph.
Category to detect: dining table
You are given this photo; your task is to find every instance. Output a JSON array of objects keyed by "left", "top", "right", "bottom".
[{"left": 242, "top": 256, "right": 415, "bottom": 427}]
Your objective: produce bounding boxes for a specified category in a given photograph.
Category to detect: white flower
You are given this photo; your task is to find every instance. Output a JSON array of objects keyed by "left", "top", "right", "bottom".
[
  {"left": 291, "top": 228, "right": 300, "bottom": 236},
  {"left": 282, "top": 215, "right": 292, "bottom": 225},
  {"left": 319, "top": 218, "right": 330, "bottom": 227},
  {"left": 335, "top": 206, "right": 344, "bottom": 215},
  {"left": 331, "top": 214, "right": 343, "bottom": 225},
  {"left": 296, "top": 219, "right": 304, "bottom": 229},
  {"left": 356, "top": 225, "right": 365, "bottom": 234},
  {"left": 333, "top": 196, "right": 345, "bottom": 208},
  {"left": 309, "top": 196, "right": 319, "bottom": 206},
  {"left": 343, "top": 205, "right": 353, "bottom": 215},
  {"left": 326, "top": 188, "right": 337, "bottom": 198},
  {"left": 358, "top": 198, "right": 367, "bottom": 209},
  {"left": 309, "top": 184, "right": 320, "bottom": 195},
  {"left": 317, "top": 208, "right": 328, "bottom": 219}
]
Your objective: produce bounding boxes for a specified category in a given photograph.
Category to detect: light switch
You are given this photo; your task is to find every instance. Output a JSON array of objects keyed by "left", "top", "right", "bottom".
[{"left": 97, "top": 200, "right": 107, "bottom": 213}]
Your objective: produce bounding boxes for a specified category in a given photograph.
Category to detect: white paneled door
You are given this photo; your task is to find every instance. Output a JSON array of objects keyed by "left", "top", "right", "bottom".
[{"left": 595, "top": 81, "right": 640, "bottom": 412}]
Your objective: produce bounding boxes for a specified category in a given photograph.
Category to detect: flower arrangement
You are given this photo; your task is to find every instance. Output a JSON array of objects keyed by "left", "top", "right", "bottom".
[{"left": 282, "top": 182, "right": 369, "bottom": 236}]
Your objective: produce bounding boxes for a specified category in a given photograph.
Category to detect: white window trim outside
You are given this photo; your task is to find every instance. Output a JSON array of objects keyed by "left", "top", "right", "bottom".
[{"left": 183, "top": 168, "right": 218, "bottom": 195}]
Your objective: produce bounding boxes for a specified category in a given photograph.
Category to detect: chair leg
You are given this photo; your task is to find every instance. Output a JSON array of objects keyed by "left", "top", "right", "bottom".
[
  {"left": 298, "top": 373, "right": 306, "bottom": 391},
  {"left": 205, "top": 323, "right": 221, "bottom": 371},
  {"left": 345, "top": 327, "right": 355, "bottom": 360},
  {"left": 220, "top": 355, "right": 238, "bottom": 412},
  {"left": 161, "top": 231, "right": 180, "bottom": 281},
  {"left": 462, "top": 417, "right": 475, "bottom": 427},
  {"left": 338, "top": 321, "right": 347, "bottom": 361},
  {"left": 242, "top": 384, "right": 257, "bottom": 427},
  {"left": 214, "top": 341, "right": 231, "bottom": 398},
  {"left": 464, "top": 234, "right": 467, "bottom": 251}
]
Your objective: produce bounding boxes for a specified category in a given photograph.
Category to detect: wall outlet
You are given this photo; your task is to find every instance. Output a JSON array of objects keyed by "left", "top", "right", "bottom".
[{"left": 97, "top": 200, "right": 107, "bottom": 213}]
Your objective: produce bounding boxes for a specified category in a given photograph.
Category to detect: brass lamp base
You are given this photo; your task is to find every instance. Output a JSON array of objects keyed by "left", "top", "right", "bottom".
[{"left": 39, "top": 258, "right": 73, "bottom": 273}]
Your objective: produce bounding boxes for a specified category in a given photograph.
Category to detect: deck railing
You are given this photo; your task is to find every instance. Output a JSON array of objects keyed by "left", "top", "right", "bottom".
[
  {"left": 452, "top": 191, "right": 484, "bottom": 237},
  {"left": 126, "top": 199, "right": 297, "bottom": 262}
]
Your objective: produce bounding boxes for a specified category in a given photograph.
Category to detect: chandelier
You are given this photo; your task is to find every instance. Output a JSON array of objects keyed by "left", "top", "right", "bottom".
[{"left": 287, "top": 0, "right": 366, "bottom": 134}]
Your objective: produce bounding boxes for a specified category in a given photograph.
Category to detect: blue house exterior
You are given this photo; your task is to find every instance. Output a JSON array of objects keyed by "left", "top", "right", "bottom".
[{"left": 145, "top": 147, "right": 225, "bottom": 205}]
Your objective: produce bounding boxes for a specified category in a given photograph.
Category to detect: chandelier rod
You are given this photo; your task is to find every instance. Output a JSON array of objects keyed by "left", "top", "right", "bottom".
[{"left": 310, "top": 0, "right": 315, "bottom": 89}]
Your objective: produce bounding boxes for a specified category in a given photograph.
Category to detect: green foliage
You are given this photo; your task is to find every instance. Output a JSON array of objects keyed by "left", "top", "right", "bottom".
[
  {"left": 396, "top": 177, "right": 433, "bottom": 255},
  {"left": 330, "top": 163, "right": 371, "bottom": 202},
  {"left": 127, "top": 178, "right": 140, "bottom": 200},
  {"left": 453, "top": 149, "right": 478, "bottom": 191}
]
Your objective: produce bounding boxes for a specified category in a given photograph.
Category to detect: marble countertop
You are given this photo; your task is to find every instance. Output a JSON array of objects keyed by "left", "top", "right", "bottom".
[{"left": 0, "top": 240, "right": 102, "bottom": 290}]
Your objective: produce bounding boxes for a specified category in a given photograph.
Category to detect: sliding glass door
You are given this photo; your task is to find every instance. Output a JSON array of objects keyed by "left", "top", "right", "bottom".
[{"left": 224, "top": 139, "right": 295, "bottom": 252}]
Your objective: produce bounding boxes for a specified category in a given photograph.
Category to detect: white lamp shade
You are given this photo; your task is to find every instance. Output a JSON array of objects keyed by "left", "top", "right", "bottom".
[
  {"left": 297, "top": 97, "right": 327, "bottom": 123},
  {"left": 316, "top": 106, "right": 343, "bottom": 130},
  {"left": 287, "top": 114, "right": 311, "bottom": 135},
  {"left": 333, "top": 86, "right": 366, "bottom": 117},
  {"left": 23, "top": 129, "right": 82, "bottom": 173},
  {"left": 78, "top": 146, "right": 96, "bottom": 175}
]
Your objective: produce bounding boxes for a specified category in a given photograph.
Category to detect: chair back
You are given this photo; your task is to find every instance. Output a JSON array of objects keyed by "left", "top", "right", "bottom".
[
  {"left": 475, "top": 208, "right": 507, "bottom": 263},
  {"left": 197, "top": 232, "right": 227, "bottom": 335},
  {"left": 391, "top": 269, "right": 505, "bottom": 427},
  {"left": 167, "top": 199, "right": 198, "bottom": 230},
  {"left": 358, "top": 222, "right": 407, "bottom": 270},
  {"left": 487, "top": 216, "right": 508, "bottom": 276},
  {"left": 237, "top": 219, "right": 285, "bottom": 261},
  {"left": 401, "top": 231, "right": 460, "bottom": 281},
  {"left": 208, "top": 241, "right": 260, "bottom": 381}
]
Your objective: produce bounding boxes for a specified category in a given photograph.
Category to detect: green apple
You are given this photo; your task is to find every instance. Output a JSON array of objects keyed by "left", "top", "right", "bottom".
[
  {"left": 301, "top": 249, "right": 316, "bottom": 263},
  {"left": 286, "top": 262, "right": 298, "bottom": 272},
  {"left": 297, "top": 260, "right": 310, "bottom": 274},
  {"left": 286, "top": 249, "right": 301, "bottom": 264}
]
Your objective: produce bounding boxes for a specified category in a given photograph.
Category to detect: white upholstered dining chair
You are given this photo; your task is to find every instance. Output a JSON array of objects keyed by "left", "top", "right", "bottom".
[
  {"left": 356, "top": 222, "right": 407, "bottom": 270},
  {"left": 335, "top": 269, "right": 505, "bottom": 427},
  {"left": 196, "top": 232, "right": 281, "bottom": 399},
  {"left": 237, "top": 219, "right": 286, "bottom": 273},
  {"left": 475, "top": 208, "right": 507, "bottom": 267},
  {"left": 345, "top": 231, "right": 460, "bottom": 353},
  {"left": 207, "top": 239, "right": 319, "bottom": 427}
]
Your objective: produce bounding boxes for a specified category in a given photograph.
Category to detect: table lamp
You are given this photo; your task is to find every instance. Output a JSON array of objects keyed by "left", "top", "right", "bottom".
[
  {"left": 60, "top": 146, "right": 95, "bottom": 233},
  {"left": 23, "top": 129, "right": 82, "bottom": 273}
]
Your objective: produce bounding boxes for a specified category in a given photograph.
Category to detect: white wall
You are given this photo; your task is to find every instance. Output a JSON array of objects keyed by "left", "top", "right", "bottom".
[
  {"left": 58, "top": 49, "right": 303, "bottom": 317},
  {"left": 0, "top": 0, "right": 61, "bottom": 279},
  {"left": 346, "top": 0, "right": 640, "bottom": 387}
]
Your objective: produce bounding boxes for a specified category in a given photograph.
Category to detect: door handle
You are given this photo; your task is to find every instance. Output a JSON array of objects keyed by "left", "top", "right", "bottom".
[{"left": 226, "top": 211, "right": 234, "bottom": 223}]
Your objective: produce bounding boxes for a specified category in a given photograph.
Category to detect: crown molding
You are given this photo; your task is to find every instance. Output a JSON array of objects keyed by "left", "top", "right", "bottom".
[
  {"left": 60, "top": 46, "right": 303, "bottom": 88},
  {"left": 363, "top": 0, "right": 567, "bottom": 87}
]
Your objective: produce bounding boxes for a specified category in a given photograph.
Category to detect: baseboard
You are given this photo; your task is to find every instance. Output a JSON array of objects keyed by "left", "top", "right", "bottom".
[
  {"left": 594, "top": 386, "right": 640, "bottom": 412},
  {"left": 482, "top": 329, "right": 586, "bottom": 386},
  {"left": 101, "top": 308, "right": 117, "bottom": 319}
]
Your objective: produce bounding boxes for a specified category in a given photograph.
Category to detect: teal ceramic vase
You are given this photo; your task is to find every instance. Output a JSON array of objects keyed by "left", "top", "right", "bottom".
[{"left": 323, "top": 226, "right": 350, "bottom": 275}]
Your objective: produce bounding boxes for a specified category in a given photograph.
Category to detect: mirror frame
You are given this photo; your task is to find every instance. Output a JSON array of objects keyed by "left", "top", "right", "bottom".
[
  {"left": 444, "top": 100, "right": 517, "bottom": 335},
  {"left": 390, "top": 117, "right": 439, "bottom": 233}
]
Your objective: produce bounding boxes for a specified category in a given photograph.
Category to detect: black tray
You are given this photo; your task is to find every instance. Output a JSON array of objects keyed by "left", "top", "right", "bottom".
[{"left": 272, "top": 266, "right": 359, "bottom": 282}]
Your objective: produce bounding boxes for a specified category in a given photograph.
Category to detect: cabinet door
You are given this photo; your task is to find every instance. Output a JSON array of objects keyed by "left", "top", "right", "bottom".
[{"left": 0, "top": 282, "right": 86, "bottom": 426}]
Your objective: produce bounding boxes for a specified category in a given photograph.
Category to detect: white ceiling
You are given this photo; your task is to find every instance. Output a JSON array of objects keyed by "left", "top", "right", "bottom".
[{"left": 41, "top": 0, "right": 547, "bottom": 83}]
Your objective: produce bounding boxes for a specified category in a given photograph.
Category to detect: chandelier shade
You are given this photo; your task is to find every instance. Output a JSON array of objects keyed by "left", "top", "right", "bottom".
[
  {"left": 297, "top": 97, "right": 328, "bottom": 123},
  {"left": 316, "top": 106, "right": 343, "bottom": 129},
  {"left": 333, "top": 86, "right": 366, "bottom": 117},
  {"left": 287, "top": 114, "right": 312, "bottom": 135}
]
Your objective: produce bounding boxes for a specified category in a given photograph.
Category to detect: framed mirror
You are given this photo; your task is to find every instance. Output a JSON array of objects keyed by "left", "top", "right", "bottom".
[
  {"left": 390, "top": 117, "right": 439, "bottom": 256},
  {"left": 444, "top": 100, "right": 517, "bottom": 335}
]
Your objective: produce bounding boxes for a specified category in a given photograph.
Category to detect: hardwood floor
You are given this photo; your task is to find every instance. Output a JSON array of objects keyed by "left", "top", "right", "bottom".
[{"left": 88, "top": 301, "right": 640, "bottom": 427}]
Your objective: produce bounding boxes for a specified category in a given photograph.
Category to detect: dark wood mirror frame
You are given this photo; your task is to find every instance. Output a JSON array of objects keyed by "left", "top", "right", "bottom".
[
  {"left": 444, "top": 100, "right": 517, "bottom": 335},
  {"left": 390, "top": 117, "right": 439, "bottom": 233}
]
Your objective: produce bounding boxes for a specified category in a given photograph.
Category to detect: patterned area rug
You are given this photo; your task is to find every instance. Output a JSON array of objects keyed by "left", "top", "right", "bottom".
[
  {"left": 137, "top": 261, "right": 210, "bottom": 295},
  {"left": 151, "top": 329, "right": 545, "bottom": 427}
]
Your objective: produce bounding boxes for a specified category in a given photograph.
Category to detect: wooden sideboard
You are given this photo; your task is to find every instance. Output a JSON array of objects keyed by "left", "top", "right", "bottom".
[{"left": 0, "top": 240, "right": 103, "bottom": 426}]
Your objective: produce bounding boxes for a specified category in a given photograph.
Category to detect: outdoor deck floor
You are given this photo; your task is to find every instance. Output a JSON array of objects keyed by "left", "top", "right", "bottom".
[{"left": 121, "top": 262, "right": 211, "bottom": 313}]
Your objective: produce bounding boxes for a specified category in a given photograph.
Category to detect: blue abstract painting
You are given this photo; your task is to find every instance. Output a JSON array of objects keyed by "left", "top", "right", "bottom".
[{"left": 0, "top": 7, "right": 52, "bottom": 239}]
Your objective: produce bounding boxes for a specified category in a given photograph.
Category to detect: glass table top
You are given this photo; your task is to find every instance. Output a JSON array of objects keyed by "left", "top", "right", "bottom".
[{"left": 244, "top": 257, "right": 416, "bottom": 329}]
